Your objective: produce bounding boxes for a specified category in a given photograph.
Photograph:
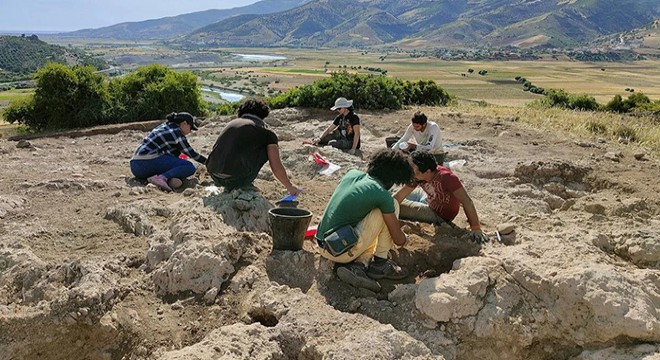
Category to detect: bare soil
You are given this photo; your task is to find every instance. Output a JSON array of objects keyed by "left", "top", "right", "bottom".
[{"left": 1, "top": 106, "right": 658, "bottom": 359}]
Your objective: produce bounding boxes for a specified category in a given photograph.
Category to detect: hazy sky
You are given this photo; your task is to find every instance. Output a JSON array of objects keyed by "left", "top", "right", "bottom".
[{"left": 0, "top": 0, "right": 260, "bottom": 32}]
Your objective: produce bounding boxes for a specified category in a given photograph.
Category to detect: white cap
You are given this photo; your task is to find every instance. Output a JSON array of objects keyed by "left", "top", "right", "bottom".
[{"left": 399, "top": 142, "right": 408, "bottom": 150}]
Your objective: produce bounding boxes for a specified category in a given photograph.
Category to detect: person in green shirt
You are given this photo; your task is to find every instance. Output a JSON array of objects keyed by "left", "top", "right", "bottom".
[{"left": 315, "top": 149, "right": 413, "bottom": 292}]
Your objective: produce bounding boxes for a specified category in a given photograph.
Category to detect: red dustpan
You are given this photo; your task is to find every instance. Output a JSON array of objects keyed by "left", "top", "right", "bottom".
[{"left": 305, "top": 225, "right": 318, "bottom": 239}]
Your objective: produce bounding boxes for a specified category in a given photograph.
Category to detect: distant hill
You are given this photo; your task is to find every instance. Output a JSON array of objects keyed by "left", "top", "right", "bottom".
[
  {"left": 591, "top": 19, "right": 660, "bottom": 55},
  {"left": 179, "top": 0, "right": 660, "bottom": 49},
  {"left": 62, "top": 0, "right": 313, "bottom": 41},
  {"left": 0, "top": 35, "right": 107, "bottom": 82}
]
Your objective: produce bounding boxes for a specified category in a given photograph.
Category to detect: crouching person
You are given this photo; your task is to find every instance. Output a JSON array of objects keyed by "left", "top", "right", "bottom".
[{"left": 315, "top": 149, "right": 413, "bottom": 292}]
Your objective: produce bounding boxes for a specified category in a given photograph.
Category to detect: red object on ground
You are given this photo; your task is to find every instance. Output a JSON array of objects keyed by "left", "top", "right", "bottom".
[
  {"left": 179, "top": 153, "right": 188, "bottom": 160},
  {"left": 311, "top": 153, "right": 329, "bottom": 166},
  {"left": 305, "top": 226, "right": 318, "bottom": 239}
]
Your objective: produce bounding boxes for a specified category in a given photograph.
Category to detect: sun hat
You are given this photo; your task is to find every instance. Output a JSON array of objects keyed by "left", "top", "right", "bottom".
[
  {"left": 173, "top": 112, "right": 198, "bottom": 130},
  {"left": 330, "top": 97, "right": 353, "bottom": 111}
]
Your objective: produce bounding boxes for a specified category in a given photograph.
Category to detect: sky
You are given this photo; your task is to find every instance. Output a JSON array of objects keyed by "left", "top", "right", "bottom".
[{"left": 0, "top": 0, "right": 260, "bottom": 32}]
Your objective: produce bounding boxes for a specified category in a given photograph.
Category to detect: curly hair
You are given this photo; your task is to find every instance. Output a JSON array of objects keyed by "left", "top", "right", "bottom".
[
  {"left": 367, "top": 149, "right": 413, "bottom": 190},
  {"left": 410, "top": 151, "right": 438, "bottom": 173},
  {"left": 237, "top": 98, "right": 270, "bottom": 119}
]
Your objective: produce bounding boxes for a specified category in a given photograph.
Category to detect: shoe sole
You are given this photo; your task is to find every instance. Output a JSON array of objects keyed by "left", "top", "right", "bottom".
[
  {"left": 147, "top": 176, "right": 172, "bottom": 192},
  {"left": 168, "top": 178, "right": 183, "bottom": 189},
  {"left": 367, "top": 270, "right": 409, "bottom": 280},
  {"left": 336, "top": 267, "right": 381, "bottom": 292}
]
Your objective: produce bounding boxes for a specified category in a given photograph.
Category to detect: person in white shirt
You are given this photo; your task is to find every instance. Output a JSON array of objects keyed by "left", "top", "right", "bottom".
[{"left": 391, "top": 112, "right": 445, "bottom": 164}]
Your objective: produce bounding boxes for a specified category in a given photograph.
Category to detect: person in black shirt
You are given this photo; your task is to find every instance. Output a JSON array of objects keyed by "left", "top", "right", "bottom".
[
  {"left": 313, "top": 97, "right": 361, "bottom": 156},
  {"left": 206, "top": 98, "right": 302, "bottom": 194}
]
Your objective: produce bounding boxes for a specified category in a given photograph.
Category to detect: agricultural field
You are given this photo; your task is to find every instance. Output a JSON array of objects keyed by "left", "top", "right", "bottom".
[
  {"left": 33, "top": 39, "right": 660, "bottom": 106},
  {"left": 230, "top": 48, "right": 660, "bottom": 106},
  {"left": 3, "top": 42, "right": 660, "bottom": 145},
  {"left": 0, "top": 88, "right": 32, "bottom": 137}
]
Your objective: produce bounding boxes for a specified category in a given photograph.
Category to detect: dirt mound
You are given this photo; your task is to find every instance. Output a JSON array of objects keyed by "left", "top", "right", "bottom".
[{"left": 1, "top": 107, "right": 658, "bottom": 359}]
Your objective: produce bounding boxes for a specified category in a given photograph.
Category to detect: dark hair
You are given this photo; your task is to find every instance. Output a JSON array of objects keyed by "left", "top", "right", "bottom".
[
  {"left": 411, "top": 111, "right": 428, "bottom": 125},
  {"left": 410, "top": 151, "right": 438, "bottom": 173},
  {"left": 367, "top": 149, "right": 413, "bottom": 190},
  {"left": 166, "top": 112, "right": 193, "bottom": 124},
  {"left": 237, "top": 98, "right": 270, "bottom": 119}
]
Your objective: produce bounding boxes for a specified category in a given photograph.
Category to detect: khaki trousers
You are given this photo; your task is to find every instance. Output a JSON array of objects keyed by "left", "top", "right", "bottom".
[{"left": 320, "top": 202, "right": 400, "bottom": 266}]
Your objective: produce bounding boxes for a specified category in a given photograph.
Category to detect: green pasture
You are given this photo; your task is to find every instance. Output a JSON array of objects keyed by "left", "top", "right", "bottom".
[{"left": 0, "top": 88, "right": 33, "bottom": 102}]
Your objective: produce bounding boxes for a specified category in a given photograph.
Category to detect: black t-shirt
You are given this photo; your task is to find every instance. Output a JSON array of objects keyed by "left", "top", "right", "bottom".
[
  {"left": 332, "top": 111, "right": 361, "bottom": 149},
  {"left": 206, "top": 117, "right": 278, "bottom": 177}
]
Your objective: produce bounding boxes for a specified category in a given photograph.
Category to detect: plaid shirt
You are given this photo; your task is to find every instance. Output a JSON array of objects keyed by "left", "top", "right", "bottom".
[{"left": 132, "top": 122, "right": 206, "bottom": 163}]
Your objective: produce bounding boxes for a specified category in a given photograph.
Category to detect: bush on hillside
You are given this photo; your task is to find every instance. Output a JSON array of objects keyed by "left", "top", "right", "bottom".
[
  {"left": 536, "top": 89, "right": 600, "bottom": 111},
  {"left": 267, "top": 73, "right": 450, "bottom": 110},
  {"left": 5, "top": 63, "right": 205, "bottom": 131},
  {"left": 604, "top": 92, "right": 660, "bottom": 113},
  {"left": 108, "top": 64, "right": 205, "bottom": 123},
  {"left": 5, "top": 63, "right": 110, "bottom": 130},
  {"left": 208, "top": 102, "right": 240, "bottom": 115}
]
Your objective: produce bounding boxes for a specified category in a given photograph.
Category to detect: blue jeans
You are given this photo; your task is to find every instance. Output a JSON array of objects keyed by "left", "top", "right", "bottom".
[
  {"left": 399, "top": 188, "right": 443, "bottom": 224},
  {"left": 130, "top": 155, "right": 196, "bottom": 180}
]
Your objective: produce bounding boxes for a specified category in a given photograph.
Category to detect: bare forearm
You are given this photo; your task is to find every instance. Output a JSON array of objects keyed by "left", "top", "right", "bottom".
[
  {"left": 272, "top": 163, "right": 292, "bottom": 188},
  {"left": 351, "top": 126, "right": 360, "bottom": 149},
  {"left": 463, "top": 198, "right": 481, "bottom": 229},
  {"left": 394, "top": 185, "right": 415, "bottom": 204}
]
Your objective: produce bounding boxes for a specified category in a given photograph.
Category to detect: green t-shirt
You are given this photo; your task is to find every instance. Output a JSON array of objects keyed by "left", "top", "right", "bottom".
[{"left": 317, "top": 169, "right": 395, "bottom": 240}]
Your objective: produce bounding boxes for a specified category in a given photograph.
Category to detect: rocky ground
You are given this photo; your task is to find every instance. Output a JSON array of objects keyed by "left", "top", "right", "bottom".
[{"left": 0, "top": 106, "right": 658, "bottom": 360}]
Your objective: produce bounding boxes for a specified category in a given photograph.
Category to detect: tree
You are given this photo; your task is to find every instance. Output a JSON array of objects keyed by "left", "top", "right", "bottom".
[
  {"left": 5, "top": 63, "right": 205, "bottom": 131},
  {"left": 6, "top": 63, "right": 110, "bottom": 130},
  {"left": 108, "top": 64, "right": 205, "bottom": 122}
]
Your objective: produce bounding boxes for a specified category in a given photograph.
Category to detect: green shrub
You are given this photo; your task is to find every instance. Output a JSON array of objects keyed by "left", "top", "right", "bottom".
[
  {"left": 605, "top": 93, "right": 659, "bottom": 113},
  {"left": 605, "top": 94, "right": 626, "bottom": 113},
  {"left": 108, "top": 64, "right": 205, "bottom": 123},
  {"left": 5, "top": 63, "right": 205, "bottom": 131},
  {"left": 5, "top": 63, "right": 110, "bottom": 130},
  {"left": 568, "top": 94, "right": 600, "bottom": 111},
  {"left": 536, "top": 89, "right": 599, "bottom": 111},
  {"left": 267, "top": 73, "right": 449, "bottom": 110},
  {"left": 539, "top": 89, "right": 571, "bottom": 108},
  {"left": 208, "top": 102, "right": 240, "bottom": 115},
  {"left": 3, "top": 96, "right": 35, "bottom": 127}
]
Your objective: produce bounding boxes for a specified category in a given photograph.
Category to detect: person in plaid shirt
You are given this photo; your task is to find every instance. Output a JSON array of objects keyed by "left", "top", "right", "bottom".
[{"left": 130, "top": 112, "right": 207, "bottom": 192}]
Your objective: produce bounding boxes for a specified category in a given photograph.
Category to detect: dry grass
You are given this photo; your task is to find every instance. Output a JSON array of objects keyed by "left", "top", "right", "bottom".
[{"left": 440, "top": 102, "right": 660, "bottom": 155}]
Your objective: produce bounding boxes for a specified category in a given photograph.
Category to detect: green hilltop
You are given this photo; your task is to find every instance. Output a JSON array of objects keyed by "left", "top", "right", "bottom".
[{"left": 0, "top": 35, "right": 108, "bottom": 82}]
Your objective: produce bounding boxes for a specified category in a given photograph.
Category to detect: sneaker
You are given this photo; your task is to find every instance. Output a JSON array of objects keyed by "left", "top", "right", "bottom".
[
  {"left": 367, "top": 258, "right": 408, "bottom": 280},
  {"left": 147, "top": 175, "right": 172, "bottom": 192},
  {"left": 336, "top": 263, "right": 381, "bottom": 292},
  {"left": 168, "top": 177, "right": 183, "bottom": 189}
]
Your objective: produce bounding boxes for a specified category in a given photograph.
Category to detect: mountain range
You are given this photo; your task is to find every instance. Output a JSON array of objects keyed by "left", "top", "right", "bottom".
[
  {"left": 62, "top": 0, "right": 312, "bottom": 40},
  {"left": 64, "top": 0, "right": 660, "bottom": 49}
]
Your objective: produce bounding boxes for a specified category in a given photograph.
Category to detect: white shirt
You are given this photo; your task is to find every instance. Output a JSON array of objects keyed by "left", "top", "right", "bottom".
[{"left": 392, "top": 121, "right": 443, "bottom": 153}]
